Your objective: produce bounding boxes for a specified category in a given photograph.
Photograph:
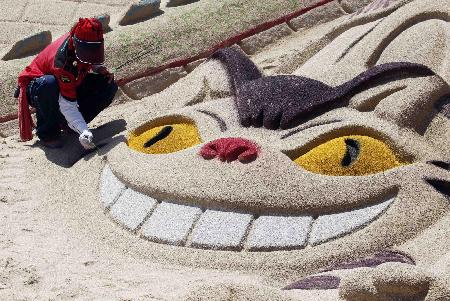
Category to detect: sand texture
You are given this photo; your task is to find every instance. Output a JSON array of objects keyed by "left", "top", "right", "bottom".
[
  {"left": 1, "top": 0, "right": 450, "bottom": 300},
  {"left": 0, "top": 0, "right": 373, "bottom": 120}
]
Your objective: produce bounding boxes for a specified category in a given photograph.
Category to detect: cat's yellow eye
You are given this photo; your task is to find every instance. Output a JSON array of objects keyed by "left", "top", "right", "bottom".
[
  {"left": 128, "top": 122, "right": 201, "bottom": 154},
  {"left": 294, "top": 135, "right": 405, "bottom": 176}
]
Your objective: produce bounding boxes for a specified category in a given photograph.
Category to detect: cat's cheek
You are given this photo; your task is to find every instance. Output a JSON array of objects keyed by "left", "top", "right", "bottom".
[{"left": 107, "top": 141, "right": 398, "bottom": 215}]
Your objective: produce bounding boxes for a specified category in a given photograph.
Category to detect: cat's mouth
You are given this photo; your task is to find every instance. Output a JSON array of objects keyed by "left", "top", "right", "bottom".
[{"left": 100, "top": 165, "right": 395, "bottom": 251}]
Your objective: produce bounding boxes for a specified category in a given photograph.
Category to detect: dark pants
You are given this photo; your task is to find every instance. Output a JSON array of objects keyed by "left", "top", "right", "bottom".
[{"left": 28, "top": 74, "right": 118, "bottom": 140}]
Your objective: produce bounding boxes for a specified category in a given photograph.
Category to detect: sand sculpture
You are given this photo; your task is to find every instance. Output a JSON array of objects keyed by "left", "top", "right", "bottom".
[
  {"left": 101, "top": 0, "right": 450, "bottom": 298},
  {"left": 1, "top": 0, "right": 449, "bottom": 299}
]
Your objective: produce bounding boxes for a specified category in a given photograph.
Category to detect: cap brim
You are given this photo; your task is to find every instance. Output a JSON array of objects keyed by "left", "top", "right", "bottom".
[{"left": 73, "top": 37, "right": 104, "bottom": 65}]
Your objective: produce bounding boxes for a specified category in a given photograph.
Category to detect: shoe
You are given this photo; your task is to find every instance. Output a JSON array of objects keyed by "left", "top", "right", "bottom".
[{"left": 41, "top": 138, "right": 64, "bottom": 149}]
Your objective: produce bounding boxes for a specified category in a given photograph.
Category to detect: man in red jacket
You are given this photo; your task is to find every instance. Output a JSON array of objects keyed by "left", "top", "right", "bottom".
[{"left": 17, "top": 17, "right": 117, "bottom": 149}]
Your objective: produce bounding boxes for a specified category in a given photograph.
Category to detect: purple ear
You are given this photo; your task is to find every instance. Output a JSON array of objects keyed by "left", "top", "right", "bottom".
[{"left": 211, "top": 47, "right": 434, "bottom": 130}]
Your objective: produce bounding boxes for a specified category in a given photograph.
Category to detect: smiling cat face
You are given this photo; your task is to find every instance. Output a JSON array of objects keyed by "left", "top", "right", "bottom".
[{"left": 99, "top": 0, "right": 449, "bottom": 274}]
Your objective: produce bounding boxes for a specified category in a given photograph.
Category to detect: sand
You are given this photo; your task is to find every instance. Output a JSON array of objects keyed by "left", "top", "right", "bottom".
[
  {"left": 1, "top": 0, "right": 449, "bottom": 300},
  {"left": 0, "top": 0, "right": 375, "bottom": 121}
]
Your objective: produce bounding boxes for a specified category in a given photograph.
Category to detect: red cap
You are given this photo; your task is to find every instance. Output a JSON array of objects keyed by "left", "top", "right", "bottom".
[{"left": 71, "top": 18, "right": 104, "bottom": 64}]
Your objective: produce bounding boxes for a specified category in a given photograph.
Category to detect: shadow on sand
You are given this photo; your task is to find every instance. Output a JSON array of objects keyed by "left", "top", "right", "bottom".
[{"left": 34, "top": 119, "right": 127, "bottom": 168}]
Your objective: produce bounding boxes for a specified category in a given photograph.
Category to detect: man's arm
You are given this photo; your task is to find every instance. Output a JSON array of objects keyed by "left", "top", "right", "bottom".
[
  {"left": 58, "top": 95, "right": 95, "bottom": 149},
  {"left": 58, "top": 94, "right": 88, "bottom": 133}
]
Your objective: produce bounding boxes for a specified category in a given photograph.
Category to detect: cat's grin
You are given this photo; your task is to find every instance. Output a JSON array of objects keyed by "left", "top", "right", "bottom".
[
  {"left": 93, "top": 6, "right": 450, "bottom": 259},
  {"left": 100, "top": 164, "right": 395, "bottom": 251}
]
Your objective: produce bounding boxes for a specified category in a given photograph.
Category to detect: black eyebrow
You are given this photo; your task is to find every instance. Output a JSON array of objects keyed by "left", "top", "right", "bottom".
[
  {"left": 280, "top": 119, "right": 342, "bottom": 139},
  {"left": 197, "top": 109, "right": 227, "bottom": 132}
]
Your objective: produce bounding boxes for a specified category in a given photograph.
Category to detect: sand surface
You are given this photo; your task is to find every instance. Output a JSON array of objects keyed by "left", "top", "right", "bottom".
[
  {"left": 0, "top": 138, "right": 268, "bottom": 300},
  {"left": 0, "top": 0, "right": 333, "bottom": 118},
  {"left": 1, "top": 0, "right": 450, "bottom": 300}
]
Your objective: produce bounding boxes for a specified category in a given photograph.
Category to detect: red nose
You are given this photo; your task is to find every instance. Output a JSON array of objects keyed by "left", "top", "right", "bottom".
[{"left": 199, "top": 138, "right": 260, "bottom": 163}]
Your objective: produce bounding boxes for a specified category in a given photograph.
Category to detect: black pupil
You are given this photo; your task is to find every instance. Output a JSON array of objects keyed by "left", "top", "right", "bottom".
[
  {"left": 341, "top": 138, "right": 360, "bottom": 167},
  {"left": 144, "top": 126, "right": 173, "bottom": 148}
]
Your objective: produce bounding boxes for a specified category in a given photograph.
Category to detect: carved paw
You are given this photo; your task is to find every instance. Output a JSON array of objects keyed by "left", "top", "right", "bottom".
[
  {"left": 339, "top": 262, "right": 450, "bottom": 301},
  {"left": 184, "top": 282, "right": 294, "bottom": 301}
]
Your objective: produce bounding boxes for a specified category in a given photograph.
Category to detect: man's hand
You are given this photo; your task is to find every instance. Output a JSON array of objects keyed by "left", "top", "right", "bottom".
[
  {"left": 92, "top": 65, "right": 114, "bottom": 83},
  {"left": 79, "top": 129, "right": 95, "bottom": 150}
]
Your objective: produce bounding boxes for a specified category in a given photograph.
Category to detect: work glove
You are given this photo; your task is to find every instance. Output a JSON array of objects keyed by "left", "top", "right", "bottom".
[{"left": 79, "top": 129, "right": 95, "bottom": 150}]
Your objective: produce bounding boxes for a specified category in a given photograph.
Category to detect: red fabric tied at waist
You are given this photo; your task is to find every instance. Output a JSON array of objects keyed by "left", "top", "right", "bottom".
[{"left": 17, "top": 82, "right": 34, "bottom": 141}]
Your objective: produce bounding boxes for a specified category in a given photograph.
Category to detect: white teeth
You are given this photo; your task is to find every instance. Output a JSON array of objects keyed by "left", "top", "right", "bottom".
[
  {"left": 110, "top": 188, "right": 158, "bottom": 231},
  {"left": 141, "top": 202, "right": 202, "bottom": 246},
  {"left": 100, "top": 166, "right": 395, "bottom": 251},
  {"left": 100, "top": 166, "right": 126, "bottom": 208},
  {"left": 308, "top": 198, "right": 394, "bottom": 246},
  {"left": 246, "top": 215, "right": 313, "bottom": 251},
  {"left": 190, "top": 210, "right": 253, "bottom": 250}
]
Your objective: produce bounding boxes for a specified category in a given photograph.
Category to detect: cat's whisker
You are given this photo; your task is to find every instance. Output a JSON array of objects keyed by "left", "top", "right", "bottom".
[
  {"left": 425, "top": 178, "right": 450, "bottom": 202},
  {"left": 426, "top": 160, "right": 450, "bottom": 171}
]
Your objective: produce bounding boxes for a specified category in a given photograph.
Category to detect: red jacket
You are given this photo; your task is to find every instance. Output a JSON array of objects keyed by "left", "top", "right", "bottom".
[{"left": 17, "top": 33, "right": 91, "bottom": 140}]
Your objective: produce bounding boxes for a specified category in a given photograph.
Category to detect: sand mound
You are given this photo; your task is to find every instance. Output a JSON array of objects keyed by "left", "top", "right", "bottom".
[{"left": 0, "top": 0, "right": 449, "bottom": 299}]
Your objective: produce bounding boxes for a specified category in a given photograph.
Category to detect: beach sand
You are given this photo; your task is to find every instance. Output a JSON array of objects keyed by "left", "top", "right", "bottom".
[{"left": 1, "top": 0, "right": 449, "bottom": 300}]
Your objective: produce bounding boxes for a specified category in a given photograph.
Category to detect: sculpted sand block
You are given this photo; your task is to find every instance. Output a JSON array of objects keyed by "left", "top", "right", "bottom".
[
  {"left": 89, "top": 0, "right": 450, "bottom": 299},
  {"left": 96, "top": 1, "right": 450, "bottom": 299},
  {"left": 3, "top": 0, "right": 448, "bottom": 299}
]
